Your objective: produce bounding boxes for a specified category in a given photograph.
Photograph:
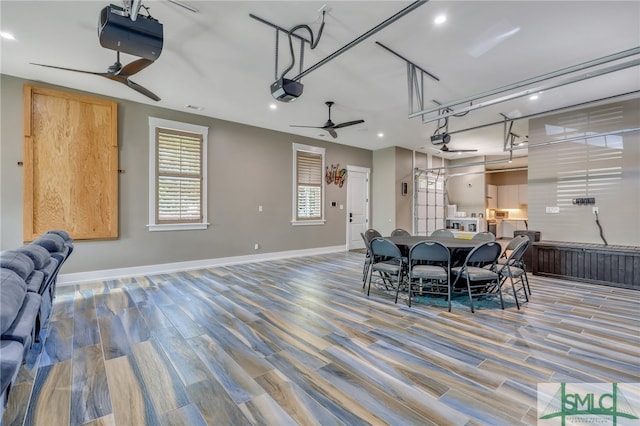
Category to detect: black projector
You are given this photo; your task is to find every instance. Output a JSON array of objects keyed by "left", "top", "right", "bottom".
[
  {"left": 430, "top": 132, "right": 451, "bottom": 145},
  {"left": 270, "top": 78, "right": 303, "bottom": 102},
  {"left": 98, "top": 4, "right": 163, "bottom": 61}
]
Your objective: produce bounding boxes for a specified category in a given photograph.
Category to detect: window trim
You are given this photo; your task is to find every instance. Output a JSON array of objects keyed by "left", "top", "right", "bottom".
[
  {"left": 292, "top": 143, "right": 326, "bottom": 226},
  {"left": 148, "top": 117, "right": 209, "bottom": 231}
]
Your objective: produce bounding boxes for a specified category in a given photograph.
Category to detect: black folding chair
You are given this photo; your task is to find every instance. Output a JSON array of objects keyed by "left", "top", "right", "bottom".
[
  {"left": 451, "top": 241, "right": 503, "bottom": 313},
  {"left": 390, "top": 228, "right": 411, "bottom": 237},
  {"left": 497, "top": 235, "right": 532, "bottom": 296},
  {"left": 361, "top": 229, "right": 382, "bottom": 288},
  {"left": 406, "top": 241, "right": 451, "bottom": 309},
  {"left": 366, "top": 237, "right": 405, "bottom": 298},
  {"left": 494, "top": 237, "right": 531, "bottom": 308}
]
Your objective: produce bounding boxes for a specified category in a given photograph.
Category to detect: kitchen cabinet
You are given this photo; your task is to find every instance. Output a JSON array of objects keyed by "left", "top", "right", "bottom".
[
  {"left": 497, "top": 184, "right": 528, "bottom": 208},
  {"left": 499, "top": 219, "right": 528, "bottom": 239},
  {"left": 486, "top": 184, "right": 497, "bottom": 209},
  {"left": 518, "top": 184, "right": 528, "bottom": 205},
  {"left": 497, "top": 185, "right": 519, "bottom": 209}
]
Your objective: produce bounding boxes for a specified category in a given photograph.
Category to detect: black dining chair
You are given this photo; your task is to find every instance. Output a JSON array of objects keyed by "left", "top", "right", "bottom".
[
  {"left": 472, "top": 232, "right": 496, "bottom": 241},
  {"left": 366, "top": 237, "right": 405, "bottom": 298},
  {"left": 450, "top": 241, "right": 503, "bottom": 313},
  {"left": 431, "top": 229, "right": 455, "bottom": 238},
  {"left": 390, "top": 228, "right": 411, "bottom": 237},
  {"left": 406, "top": 241, "right": 451, "bottom": 309}
]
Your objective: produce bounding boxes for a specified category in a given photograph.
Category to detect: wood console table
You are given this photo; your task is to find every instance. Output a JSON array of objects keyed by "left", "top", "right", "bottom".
[{"left": 532, "top": 241, "right": 640, "bottom": 290}]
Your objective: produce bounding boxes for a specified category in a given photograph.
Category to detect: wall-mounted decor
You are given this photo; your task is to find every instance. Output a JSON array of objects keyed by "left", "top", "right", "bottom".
[{"left": 326, "top": 163, "right": 347, "bottom": 187}]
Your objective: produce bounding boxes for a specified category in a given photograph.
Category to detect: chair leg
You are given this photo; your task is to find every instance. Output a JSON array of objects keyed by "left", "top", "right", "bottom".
[
  {"left": 366, "top": 264, "right": 374, "bottom": 296},
  {"left": 523, "top": 269, "right": 532, "bottom": 296},
  {"left": 510, "top": 275, "right": 520, "bottom": 310},
  {"left": 466, "top": 277, "right": 475, "bottom": 313},
  {"left": 362, "top": 256, "right": 370, "bottom": 289}
]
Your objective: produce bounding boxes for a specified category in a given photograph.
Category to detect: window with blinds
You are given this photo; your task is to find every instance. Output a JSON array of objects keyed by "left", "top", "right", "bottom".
[
  {"left": 292, "top": 143, "right": 325, "bottom": 225},
  {"left": 156, "top": 128, "right": 202, "bottom": 223},
  {"left": 148, "top": 117, "right": 208, "bottom": 231},
  {"left": 297, "top": 150, "right": 322, "bottom": 219}
]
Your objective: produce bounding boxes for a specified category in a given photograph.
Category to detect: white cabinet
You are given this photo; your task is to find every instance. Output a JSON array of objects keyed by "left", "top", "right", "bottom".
[
  {"left": 496, "top": 184, "right": 528, "bottom": 208},
  {"left": 498, "top": 185, "right": 519, "bottom": 209},
  {"left": 498, "top": 219, "right": 528, "bottom": 239},
  {"left": 486, "top": 184, "right": 497, "bottom": 209},
  {"left": 518, "top": 184, "right": 528, "bottom": 205},
  {"left": 445, "top": 217, "right": 485, "bottom": 238}
]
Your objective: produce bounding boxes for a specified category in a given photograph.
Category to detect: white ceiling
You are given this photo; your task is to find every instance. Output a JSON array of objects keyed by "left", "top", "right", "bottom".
[{"left": 2, "top": 1, "right": 639, "bottom": 160}]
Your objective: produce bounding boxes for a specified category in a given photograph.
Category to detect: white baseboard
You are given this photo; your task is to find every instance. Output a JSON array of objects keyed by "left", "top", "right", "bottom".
[{"left": 57, "top": 245, "right": 347, "bottom": 285}]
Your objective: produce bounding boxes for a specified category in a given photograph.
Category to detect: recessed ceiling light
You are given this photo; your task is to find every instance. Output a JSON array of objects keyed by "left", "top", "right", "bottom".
[
  {"left": 269, "top": 103, "right": 277, "bottom": 110},
  {"left": 0, "top": 31, "right": 16, "bottom": 40},
  {"left": 529, "top": 94, "right": 539, "bottom": 101},
  {"left": 377, "top": 132, "right": 384, "bottom": 138},
  {"left": 434, "top": 15, "right": 447, "bottom": 25}
]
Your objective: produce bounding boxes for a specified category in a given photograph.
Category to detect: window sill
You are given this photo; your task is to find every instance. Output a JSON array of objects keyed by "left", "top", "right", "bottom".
[
  {"left": 291, "top": 220, "right": 326, "bottom": 226},
  {"left": 147, "top": 223, "right": 209, "bottom": 232}
]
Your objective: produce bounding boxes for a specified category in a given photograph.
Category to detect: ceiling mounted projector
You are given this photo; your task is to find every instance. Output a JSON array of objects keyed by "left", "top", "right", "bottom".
[
  {"left": 98, "top": 4, "right": 163, "bottom": 61},
  {"left": 430, "top": 132, "right": 451, "bottom": 145},
  {"left": 271, "top": 78, "right": 303, "bottom": 102}
]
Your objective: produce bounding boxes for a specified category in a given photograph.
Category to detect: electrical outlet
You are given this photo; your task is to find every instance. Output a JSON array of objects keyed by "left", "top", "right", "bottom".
[
  {"left": 546, "top": 206, "right": 560, "bottom": 214},
  {"left": 592, "top": 207, "right": 599, "bottom": 215},
  {"left": 254, "top": 243, "right": 260, "bottom": 250}
]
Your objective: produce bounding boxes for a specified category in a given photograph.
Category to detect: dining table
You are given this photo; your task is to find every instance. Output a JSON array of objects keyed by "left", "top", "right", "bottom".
[{"left": 386, "top": 235, "right": 485, "bottom": 267}]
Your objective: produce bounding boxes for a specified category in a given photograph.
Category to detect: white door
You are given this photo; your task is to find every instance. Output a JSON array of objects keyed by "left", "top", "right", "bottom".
[{"left": 346, "top": 166, "right": 370, "bottom": 250}]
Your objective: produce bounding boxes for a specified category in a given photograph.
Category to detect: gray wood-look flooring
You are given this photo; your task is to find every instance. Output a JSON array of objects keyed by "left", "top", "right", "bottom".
[{"left": 3, "top": 251, "right": 639, "bottom": 426}]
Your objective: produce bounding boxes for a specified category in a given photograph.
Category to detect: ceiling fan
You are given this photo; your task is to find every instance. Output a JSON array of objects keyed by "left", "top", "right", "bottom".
[
  {"left": 291, "top": 101, "right": 364, "bottom": 139},
  {"left": 31, "top": 51, "right": 160, "bottom": 101}
]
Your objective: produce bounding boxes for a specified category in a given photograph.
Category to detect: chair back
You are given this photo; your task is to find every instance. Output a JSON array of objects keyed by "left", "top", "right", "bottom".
[
  {"left": 472, "top": 232, "right": 496, "bottom": 241},
  {"left": 431, "top": 229, "right": 455, "bottom": 238},
  {"left": 364, "top": 228, "right": 382, "bottom": 243},
  {"left": 464, "top": 241, "right": 502, "bottom": 267},
  {"left": 390, "top": 228, "right": 411, "bottom": 237},
  {"left": 504, "top": 237, "right": 530, "bottom": 264},
  {"left": 500, "top": 234, "right": 528, "bottom": 259},
  {"left": 369, "top": 237, "right": 402, "bottom": 260},
  {"left": 409, "top": 241, "right": 450, "bottom": 265}
]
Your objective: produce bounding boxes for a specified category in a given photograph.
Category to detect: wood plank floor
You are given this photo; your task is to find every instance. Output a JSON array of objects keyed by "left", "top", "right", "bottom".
[{"left": 3, "top": 251, "right": 639, "bottom": 425}]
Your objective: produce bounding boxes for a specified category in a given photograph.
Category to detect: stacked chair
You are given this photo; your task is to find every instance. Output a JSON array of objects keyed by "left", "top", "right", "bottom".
[
  {"left": 360, "top": 229, "right": 382, "bottom": 288},
  {"left": 0, "top": 230, "right": 73, "bottom": 418},
  {"left": 493, "top": 235, "right": 531, "bottom": 309}
]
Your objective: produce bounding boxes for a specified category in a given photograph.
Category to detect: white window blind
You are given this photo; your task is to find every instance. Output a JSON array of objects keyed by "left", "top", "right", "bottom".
[
  {"left": 148, "top": 117, "right": 208, "bottom": 231},
  {"left": 156, "top": 128, "right": 203, "bottom": 223},
  {"left": 297, "top": 150, "right": 322, "bottom": 219},
  {"left": 292, "top": 143, "right": 325, "bottom": 225}
]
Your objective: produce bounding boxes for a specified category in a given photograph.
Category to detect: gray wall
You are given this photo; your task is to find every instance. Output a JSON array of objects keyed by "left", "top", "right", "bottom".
[
  {"left": 395, "top": 147, "right": 413, "bottom": 233},
  {"left": 528, "top": 98, "right": 639, "bottom": 246},
  {"left": 371, "top": 147, "right": 395, "bottom": 235},
  {"left": 1, "top": 75, "right": 373, "bottom": 273}
]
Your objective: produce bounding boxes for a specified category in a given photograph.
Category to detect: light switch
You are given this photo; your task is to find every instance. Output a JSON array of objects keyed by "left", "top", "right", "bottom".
[
  {"left": 339, "top": 204, "right": 344, "bottom": 210},
  {"left": 258, "top": 205, "right": 263, "bottom": 212}
]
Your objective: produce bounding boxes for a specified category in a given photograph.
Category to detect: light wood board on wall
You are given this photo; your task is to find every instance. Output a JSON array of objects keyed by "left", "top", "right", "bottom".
[{"left": 23, "top": 85, "right": 118, "bottom": 241}]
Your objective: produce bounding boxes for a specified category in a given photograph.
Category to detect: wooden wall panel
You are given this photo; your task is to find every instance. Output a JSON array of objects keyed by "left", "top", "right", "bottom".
[
  {"left": 23, "top": 85, "right": 118, "bottom": 241},
  {"left": 532, "top": 242, "right": 640, "bottom": 289}
]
